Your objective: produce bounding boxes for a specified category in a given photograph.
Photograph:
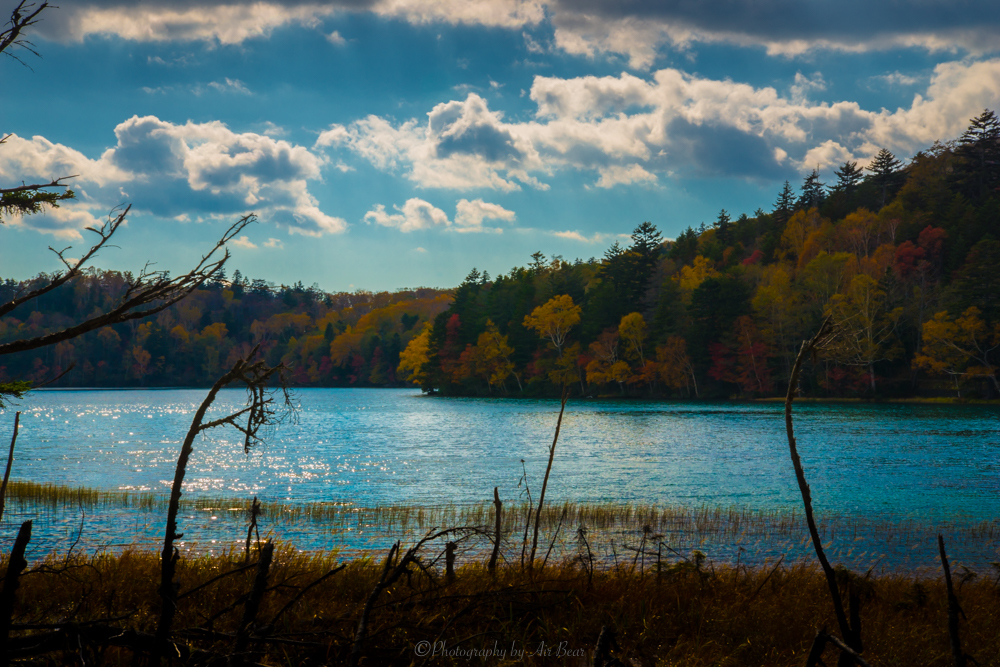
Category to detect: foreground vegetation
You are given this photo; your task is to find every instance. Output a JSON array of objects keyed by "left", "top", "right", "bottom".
[{"left": 3, "top": 543, "right": 999, "bottom": 666}]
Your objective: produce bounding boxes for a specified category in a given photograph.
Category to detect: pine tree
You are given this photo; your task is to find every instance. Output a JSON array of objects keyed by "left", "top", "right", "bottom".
[
  {"left": 833, "top": 160, "right": 864, "bottom": 194},
  {"left": 714, "top": 209, "right": 732, "bottom": 246},
  {"left": 867, "top": 148, "right": 903, "bottom": 208},
  {"left": 796, "top": 169, "right": 826, "bottom": 210},
  {"left": 772, "top": 181, "right": 795, "bottom": 227},
  {"left": 957, "top": 109, "right": 1000, "bottom": 199}
]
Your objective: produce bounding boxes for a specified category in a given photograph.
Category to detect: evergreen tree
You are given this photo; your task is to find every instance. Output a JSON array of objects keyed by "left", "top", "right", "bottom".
[
  {"left": 668, "top": 227, "right": 699, "bottom": 265},
  {"left": 957, "top": 109, "right": 1000, "bottom": 199},
  {"left": 772, "top": 181, "right": 795, "bottom": 227},
  {"left": 796, "top": 169, "right": 826, "bottom": 210},
  {"left": 867, "top": 148, "right": 903, "bottom": 208},
  {"left": 623, "top": 221, "right": 663, "bottom": 310},
  {"left": 833, "top": 160, "right": 864, "bottom": 194},
  {"left": 714, "top": 209, "right": 732, "bottom": 246}
]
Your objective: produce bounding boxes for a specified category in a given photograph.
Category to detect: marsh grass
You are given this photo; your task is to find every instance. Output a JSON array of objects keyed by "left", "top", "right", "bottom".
[
  {"left": 8, "top": 479, "right": 998, "bottom": 545},
  {"left": 5, "top": 543, "right": 1000, "bottom": 666}
]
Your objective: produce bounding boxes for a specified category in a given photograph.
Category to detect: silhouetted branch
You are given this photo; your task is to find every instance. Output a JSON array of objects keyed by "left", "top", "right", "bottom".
[
  {"left": 785, "top": 317, "right": 862, "bottom": 659},
  {"left": 939, "top": 535, "right": 968, "bottom": 667},
  {"left": 0, "top": 521, "right": 32, "bottom": 665},
  {"left": 0, "top": 2, "right": 48, "bottom": 65},
  {"left": 529, "top": 387, "right": 568, "bottom": 570},
  {"left": 155, "top": 348, "right": 289, "bottom": 660},
  {"left": 0, "top": 212, "right": 257, "bottom": 357},
  {"left": 0, "top": 412, "right": 19, "bottom": 524}
]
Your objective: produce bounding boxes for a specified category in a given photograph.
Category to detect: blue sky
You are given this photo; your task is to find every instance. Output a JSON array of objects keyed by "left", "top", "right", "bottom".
[{"left": 3, "top": 0, "right": 1000, "bottom": 291}]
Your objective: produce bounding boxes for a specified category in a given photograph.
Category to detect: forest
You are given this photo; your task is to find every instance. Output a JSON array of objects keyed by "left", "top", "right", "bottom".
[
  {"left": 2, "top": 112, "right": 999, "bottom": 399},
  {"left": 405, "top": 112, "right": 1000, "bottom": 400}
]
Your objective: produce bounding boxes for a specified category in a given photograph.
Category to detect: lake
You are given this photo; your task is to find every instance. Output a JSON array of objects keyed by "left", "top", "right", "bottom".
[{"left": 1, "top": 388, "right": 998, "bottom": 570}]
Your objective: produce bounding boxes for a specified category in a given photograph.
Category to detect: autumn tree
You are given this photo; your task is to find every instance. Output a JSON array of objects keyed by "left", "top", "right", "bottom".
[
  {"left": 824, "top": 274, "right": 904, "bottom": 392},
  {"left": 915, "top": 307, "right": 1000, "bottom": 396},
  {"left": 586, "top": 329, "right": 630, "bottom": 394},
  {"left": 656, "top": 336, "right": 698, "bottom": 397},
  {"left": 473, "top": 319, "right": 520, "bottom": 393},
  {"left": 523, "top": 294, "right": 581, "bottom": 357}
]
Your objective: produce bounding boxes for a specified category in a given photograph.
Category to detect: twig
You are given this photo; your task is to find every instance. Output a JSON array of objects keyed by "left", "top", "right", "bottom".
[
  {"left": 267, "top": 564, "right": 346, "bottom": 628},
  {"left": 233, "top": 541, "right": 274, "bottom": 665},
  {"left": 939, "top": 535, "right": 968, "bottom": 667},
  {"left": 0, "top": 520, "right": 31, "bottom": 665},
  {"left": 488, "top": 486, "right": 502, "bottom": 573},
  {"left": 0, "top": 412, "right": 19, "bottom": 524},
  {"left": 154, "top": 348, "right": 288, "bottom": 660},
  {"left": 529, "top": 387, "right": 569, "bottom": 570}
]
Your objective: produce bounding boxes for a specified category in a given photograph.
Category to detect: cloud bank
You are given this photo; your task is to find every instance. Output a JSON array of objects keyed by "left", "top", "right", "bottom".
[
  {"left": 23, "top": 0, "right": 1000, "bottom": 68},
  {"left": 318, "top": 59, "right": 1000, "bottom": 190},
  {"left": 0, "top": 115, "right": 345, "bottom": 238}
]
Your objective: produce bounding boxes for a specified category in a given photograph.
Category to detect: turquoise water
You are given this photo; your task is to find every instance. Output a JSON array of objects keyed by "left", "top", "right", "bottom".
[{"left": 1, "top": 389, "right": 998, "bottom": 568}]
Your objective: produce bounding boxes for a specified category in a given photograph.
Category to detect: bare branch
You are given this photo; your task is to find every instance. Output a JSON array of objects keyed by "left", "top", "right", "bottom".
[
  {"left": 0, "top": 175, "right": 76, "bottom": 196},
  {"left": 0, "top": 212, "right": 257, "bottom": 357},
  {"left": 156, "top": 347, "right": 290, "bottom": 658},
  {"left": 0, "top": 2, "right": 48, "bottom": 64},
  {"left": 0, "top": 206, "right": 127, "bottom": 319}
]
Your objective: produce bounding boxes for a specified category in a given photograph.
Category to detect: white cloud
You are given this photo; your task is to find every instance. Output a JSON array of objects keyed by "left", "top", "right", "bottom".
[
  {"left": 0, "top": 115, "right": 346, "bottom": 237},
  {"left": 552, "top": 230, "right": 612, "bottom": 243},
  {"left": 872, "top": 72, "right": 921, "bottom": 87},
  {"left": 364, "top": 198, "right": 451, "bottom": 232},
  {"left": 414, "top": 246, "right": 428, "bottom": 253},
  {"left": 230, "top": 235, "right": 258, "bottom": 248},
  {"left": 454, "top": 198, "right": 516, "bottom": 232},
  {"left": 594, "top": 164, "right": 657, "bottom": 188},
  {"left": 207, "top": 78, "right": 252, "bottom": 94},
  {"left": 326, "top": 30, "right": 347, "bottom": 45},
  {"left": 321, "top": 59, "right": 1000, "bottom": 187},
  {"left": 263, "top": 237, "right": 284, "bottom": 248}
]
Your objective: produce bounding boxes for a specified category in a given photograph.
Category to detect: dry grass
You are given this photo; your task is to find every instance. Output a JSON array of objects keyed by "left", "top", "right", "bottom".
[{"left": 5, "top": 542, "right": 1000, "bottom": 666}]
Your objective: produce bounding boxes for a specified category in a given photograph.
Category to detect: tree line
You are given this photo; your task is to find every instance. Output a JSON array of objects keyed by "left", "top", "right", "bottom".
[
  {"left": 0, "top": 271, "right": 450, "bottom": 389},
  {"left": 400, "top": 111, "right": 1000, "bottom": 400}
]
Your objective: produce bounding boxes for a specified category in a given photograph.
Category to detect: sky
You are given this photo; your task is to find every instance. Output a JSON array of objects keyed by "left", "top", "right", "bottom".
[{"left": 3, "top": 1, "right": 1000, "bottom": 292}]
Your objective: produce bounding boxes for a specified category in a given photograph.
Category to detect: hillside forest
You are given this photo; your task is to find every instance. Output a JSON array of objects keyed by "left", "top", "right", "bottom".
[{"left": 2, "top": 111, "right": 999, "bottom": 399}]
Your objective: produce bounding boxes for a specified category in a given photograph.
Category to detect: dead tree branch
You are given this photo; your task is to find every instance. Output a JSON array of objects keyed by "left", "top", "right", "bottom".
[
  {"left": 0, "top": 520, "right": 32, "bottom": 665},
  {"left": 529, "top": 387, "right": 568, "bottom": 570},
  {"left": 0, "top": 1, "right": 48, "bottom": 65},
  {"left": 939, "top": 535, "right": 968, "bottom": 667},
  {"left": 0, "top": 412, "right": 20, "bottom": 524},
  {"left": 155, "top": 349, "right": 290, "bottom": 661},
  {"left": 0, "top": 211, "right": 257, "bottom": 357},
  {"left": 785, "top": 318, "right": 863, "bottom": 659}
]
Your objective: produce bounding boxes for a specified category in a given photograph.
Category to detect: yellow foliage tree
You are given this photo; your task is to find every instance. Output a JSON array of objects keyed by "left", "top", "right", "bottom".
[
  {"left": 656, "top": 336, "right": 698, "bottom": 397},
  {"left": 824, "top": 274, "right": 903, "bottom": 392},
  {"left": 914, "top": 307, "right": 1000, "bottom": 395},
  {"left": 397, "top": 324, "right": 432, "bottom": 385},
  {"left": 677, "top": 255, "right": 718, "bottom": 298},
  {"left": 474, "top": 320, "right": 521, "bottom": 392},
  {"left": 523, "top": 294, "right": 581, "bottom": 356}
]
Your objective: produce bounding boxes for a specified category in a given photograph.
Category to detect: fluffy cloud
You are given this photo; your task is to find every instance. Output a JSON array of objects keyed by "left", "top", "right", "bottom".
[
  {"left": 454, "top": 198, "right": 516, "bottom": 232},
  {"left": 230, "top": 235, "right": 258, "bottom": 248},
  {"left": 363, "top": 197, "right": 516, "bottom": 232},
  {"left": 318, "top": 94, "right": 546, "bottom": 191},
  {"left": 29, "top": 1, "right": 1000, "bottom": 66},
  {"left": 0, "top": 115, "right": 346, "bottom": 237},
  {"left": 320, "top": 59, "right": 1000, "bottom": 188},
  {"left": 364, "top": 198, "right": 450, "bottom": 232}
]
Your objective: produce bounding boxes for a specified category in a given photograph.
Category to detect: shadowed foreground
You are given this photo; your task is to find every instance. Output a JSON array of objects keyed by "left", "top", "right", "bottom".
[{"left": 3, "top": 543, "right": 999, "bottom": 666}]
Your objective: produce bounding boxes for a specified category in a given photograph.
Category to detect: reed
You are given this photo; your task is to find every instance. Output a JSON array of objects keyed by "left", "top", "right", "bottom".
[
  {"left": 4, "top": 544, "right": 1000, "bottom": 666},
  {"left": 7, "top": 479, "right": 998, "bottom": 554}
]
